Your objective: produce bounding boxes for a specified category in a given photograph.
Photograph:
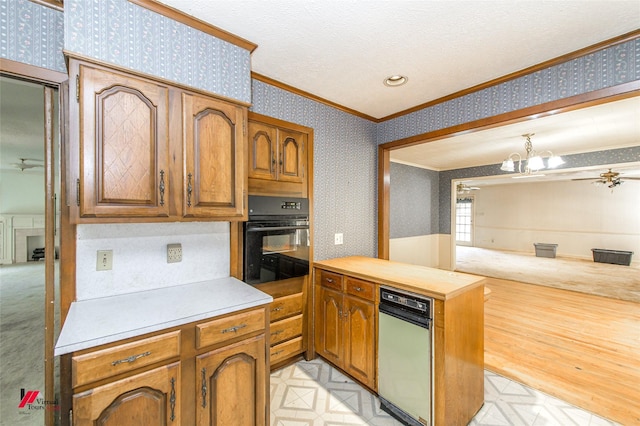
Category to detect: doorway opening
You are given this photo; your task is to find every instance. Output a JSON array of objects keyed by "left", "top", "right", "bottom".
[{"left": 0, "top": 72, "right": 61, "bottom": 426}]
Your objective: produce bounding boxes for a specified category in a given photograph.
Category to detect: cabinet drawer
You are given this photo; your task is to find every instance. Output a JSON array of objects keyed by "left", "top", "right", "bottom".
[
  {"left": 72, "top": 331, "right": 181, "bottom": 388},
  {"left": 270, "top": 292, "right": 303, "bottom": 322},
  {"left": 270, "top": 314, "right": 303, "bottom": 346},
  {"left": 270, "top": 336, "right": 303, "bottom": 364},
  {"left": 345, "top": 277, "right": 376, "bottom": 301},
  {"left": 318, "top": 270, "right": 343, "bottom": 291},
  {"left": 196, "top": 308, "right": 265, "bottom": 349}
]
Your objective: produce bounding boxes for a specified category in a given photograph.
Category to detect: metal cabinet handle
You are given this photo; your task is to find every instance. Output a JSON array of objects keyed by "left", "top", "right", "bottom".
[
  {"left": 355, "top": 287, "right": 363, "bottom": 292},
  {"left": 201, "top": 368, "right": 207, "bottom": 408},
  {"left": 221, "top": 323, "right": 247, "bottom": 334},
  {"left": 326, "top": 278, "right": 334, "bottom": 283},
  {"left": 271, "top": 330, "right": 284, "bottom": 336},
  {"left": 159, "top": 170, "right": 165, "bottom": 206},
  {"left": 272, "top": 306, "right": 284, "bottom": 312},
  {"left": 169, "top": 377, "right": 176, "bottom": 421},
  {"left": 187, "top": 172, "right": 193, "bottom": 207},
  {"left": 111, "top": 351, "right": 151, "bottom": 366},
  {"left": 272, "top": 350, "right": 284, "bottom": 356}
]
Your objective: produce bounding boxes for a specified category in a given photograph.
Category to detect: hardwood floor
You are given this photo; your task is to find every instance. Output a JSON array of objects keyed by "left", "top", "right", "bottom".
[{"left": 484, "top": 277, "right": 640, "bottom": 425}]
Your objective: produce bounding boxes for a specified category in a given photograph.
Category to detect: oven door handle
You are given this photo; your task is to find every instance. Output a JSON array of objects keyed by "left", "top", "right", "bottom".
[{"left": 246, "top": 225, "right": 309, "bottom": 232}]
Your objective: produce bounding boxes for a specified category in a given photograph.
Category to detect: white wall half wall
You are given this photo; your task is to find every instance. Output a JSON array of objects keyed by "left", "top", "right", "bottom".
[
  {"left": 471, "top": 179, "right": 640, "bottom": 260},
  {"left": 75, "top": 222, "right": 231, "bottom": 300},
  {"left": 390, "top": 234, "right": 452, "bottom": 269}
]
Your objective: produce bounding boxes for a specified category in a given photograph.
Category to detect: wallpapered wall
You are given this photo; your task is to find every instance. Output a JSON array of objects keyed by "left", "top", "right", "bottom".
[
  {"left": 390, "top": 163, "right": 439, "bottom": 239},
  {"left": 378, "top": 38, "right": 640, "bottom": 144},
  {"left": 251, "top": 80, "right": 379, "bottom": 261},
  {"left": 64, "top": 0, "right": 251, "bottom": 104},
  {"left": 0, "top": 0, "right": 65, "bottom": 72}
]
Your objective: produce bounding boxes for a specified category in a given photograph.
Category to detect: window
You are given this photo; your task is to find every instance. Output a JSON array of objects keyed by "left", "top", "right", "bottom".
[{"left": 456, "top": 197, "right": 473, "bottom": 245}]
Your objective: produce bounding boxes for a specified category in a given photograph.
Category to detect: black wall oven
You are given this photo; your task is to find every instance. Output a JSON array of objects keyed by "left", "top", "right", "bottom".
[{"left": 243, "top": 196, "right": 310, "bottom": 285}]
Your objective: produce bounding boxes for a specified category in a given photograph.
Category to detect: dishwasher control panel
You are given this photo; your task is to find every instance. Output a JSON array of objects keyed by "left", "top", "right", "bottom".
[{"left": 380, "top": 286, "right": 432, "bottom": 319}]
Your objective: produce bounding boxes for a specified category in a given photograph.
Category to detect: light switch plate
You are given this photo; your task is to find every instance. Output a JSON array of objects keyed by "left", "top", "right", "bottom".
[
  {"left": 334, "top": 233, "right": 344, "bottom": 245},
  {"left": 96, "top": 250, "right": 113, "bottom": 271},
  {"left": 167, "top": 243, "right": 182, "bottom": 263}
]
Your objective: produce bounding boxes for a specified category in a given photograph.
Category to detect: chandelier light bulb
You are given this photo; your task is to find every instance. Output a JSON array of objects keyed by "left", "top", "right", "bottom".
[{"left": 500, "top": 133, "right": 564, "bottom": 176}]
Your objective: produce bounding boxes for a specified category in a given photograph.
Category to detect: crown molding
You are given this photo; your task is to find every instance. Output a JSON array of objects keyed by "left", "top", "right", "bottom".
[
  {"left": 29, "top": 0, "right": 63, "bottom": 12},
  {"left": 128, "top": 0, "right": 257, "bottom": 52},
  {"left": 251, "top": 72, "right": 378, "bottom": 122}
]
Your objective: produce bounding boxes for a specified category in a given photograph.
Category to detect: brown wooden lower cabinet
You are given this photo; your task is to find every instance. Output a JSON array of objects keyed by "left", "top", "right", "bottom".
[
  {"left": 314, "top": 269, "right": 377, "bottom": 390},
  {"left": 69, "top": 306, "right": 269, "bottom": 426},
  {"left": 196, "top": 335, "right": 266, "bottom": 426},
  {"left": 255, "top": 276, "right": 309, "bottom": 369}
]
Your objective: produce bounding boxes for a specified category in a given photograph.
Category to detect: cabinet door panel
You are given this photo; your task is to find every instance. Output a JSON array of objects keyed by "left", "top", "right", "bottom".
[
  {"left": 73, "top": 362, "right": 180, "bottom": 425},
  {"left": 196, "top": 334, "right": 266, "bottom": 426},
  {"left": 315, "top": 286, "right": 342, "bottom": 364},
  {"left": 80, "top": 64, "right": 170, "bottom": 218},
  {"left": 344, "top": 296, "right": 376, "bottom": 389},
  {"left": 183, "top": 93, "right": 245, "bottom": 219},
  {"left": 278, "top": 130, "right": 304, "bottom": 183},
  {"left": 248, "top": 121, "right": 277, "bottom": 180}
]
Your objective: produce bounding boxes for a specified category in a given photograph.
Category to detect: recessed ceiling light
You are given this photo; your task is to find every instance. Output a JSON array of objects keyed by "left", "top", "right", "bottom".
[{"left": 384, "top": 75, "right": 408, "bottom": 87}]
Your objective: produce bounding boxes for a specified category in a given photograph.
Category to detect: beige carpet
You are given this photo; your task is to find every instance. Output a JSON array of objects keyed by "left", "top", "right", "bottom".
[{"left": 455, "top": 246, "right": 640, "bottom": 303}]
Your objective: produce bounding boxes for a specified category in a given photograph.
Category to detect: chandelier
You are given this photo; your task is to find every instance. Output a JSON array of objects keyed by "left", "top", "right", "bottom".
[{"left": 500, "top": 134, "right": 565, "bottom": 175}]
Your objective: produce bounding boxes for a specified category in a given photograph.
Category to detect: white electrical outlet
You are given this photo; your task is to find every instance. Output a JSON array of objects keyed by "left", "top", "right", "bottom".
[
  {"left": 167, "top": 243, "right": 182, "bottom": 263},
  {"left": 96, "top": 250, "right": 113, "bottom": 271},
  {"left": 334, "top": 233, "right": 344, "bottom": 245}
]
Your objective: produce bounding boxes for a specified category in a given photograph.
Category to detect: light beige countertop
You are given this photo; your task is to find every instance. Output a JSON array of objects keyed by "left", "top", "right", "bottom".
[
  {"left": 55, "top": 277, "right": 272, "bottom": 356},
  {"left": 313, "top": 256, "right": 485, "bottom": 300}
]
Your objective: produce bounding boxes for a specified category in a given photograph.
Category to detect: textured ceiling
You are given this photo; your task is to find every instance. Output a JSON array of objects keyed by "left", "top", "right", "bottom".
[{"left": 157, "top": 0, "right": 640, "bottom": 119}]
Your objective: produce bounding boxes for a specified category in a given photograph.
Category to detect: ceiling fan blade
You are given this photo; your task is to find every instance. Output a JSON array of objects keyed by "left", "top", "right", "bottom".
[{"left": 11, "top": 163, "right": 43, "bottom": 170}]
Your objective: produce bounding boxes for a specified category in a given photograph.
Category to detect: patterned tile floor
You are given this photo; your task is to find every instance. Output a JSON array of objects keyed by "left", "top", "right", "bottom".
[{"left": 270, "top": 359, "right": 619, "bottom": 426}]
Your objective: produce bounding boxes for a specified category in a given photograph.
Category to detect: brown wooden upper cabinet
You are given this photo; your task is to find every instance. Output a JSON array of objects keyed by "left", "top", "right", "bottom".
[
  {"left": 248, "top": 113, "right": 309, "bottom": 198},
  {"left": 75, "top": 61, "right": 172, "bottom": 219},
  {"left": 182, "top": 93, "right": 245, "bottom": 219},
  {"left": 69, "top": 57, "right": 247, "bottom": 222}
]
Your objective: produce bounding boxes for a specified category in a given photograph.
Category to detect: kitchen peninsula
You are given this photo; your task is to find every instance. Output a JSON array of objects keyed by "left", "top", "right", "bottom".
[{"left": 313, "top": 256, "right": 486, "bottom": 426}]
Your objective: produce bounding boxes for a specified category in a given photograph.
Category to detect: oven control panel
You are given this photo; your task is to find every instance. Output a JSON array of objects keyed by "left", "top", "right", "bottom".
[{"left": 281, "top": 201, "right": 302, "bottom": 210}]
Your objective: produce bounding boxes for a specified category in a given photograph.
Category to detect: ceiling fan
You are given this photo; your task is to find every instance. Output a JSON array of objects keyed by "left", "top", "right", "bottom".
[
  {"left": 11, "top": 158, "right": 44, "bottom": 171},
  {"left": 572, "top": 168, "right": 640, "bottom": 189},
  {"left": 456, "top": 182, "right": 480, "bottom": 195}
]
